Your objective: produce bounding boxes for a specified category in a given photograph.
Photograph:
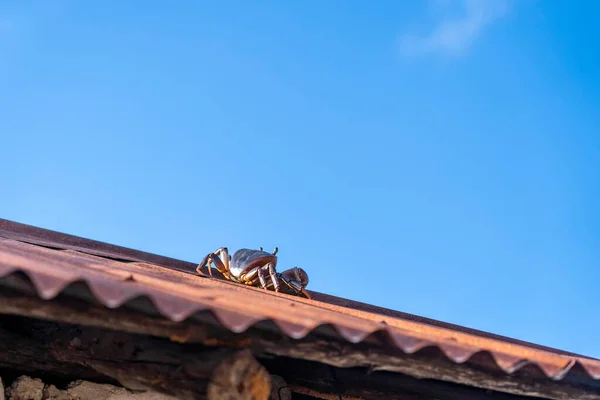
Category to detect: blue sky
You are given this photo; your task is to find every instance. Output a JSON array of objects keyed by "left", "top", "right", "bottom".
[{"left": 1, "top": 1, "right": 599, "bottom": 357}]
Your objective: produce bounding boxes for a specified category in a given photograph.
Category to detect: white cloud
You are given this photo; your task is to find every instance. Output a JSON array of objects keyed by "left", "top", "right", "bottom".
[{"left": 399, "top": 0, "right": 510, "bottom": 58}]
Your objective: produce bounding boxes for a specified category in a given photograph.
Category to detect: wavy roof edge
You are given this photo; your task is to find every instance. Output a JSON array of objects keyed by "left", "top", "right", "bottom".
[
  {"left": 0, "top": 217, "right": 592, "bottom": 360},
  {"left": 1, "top": 217, "right": 599, "bottom": 389}
]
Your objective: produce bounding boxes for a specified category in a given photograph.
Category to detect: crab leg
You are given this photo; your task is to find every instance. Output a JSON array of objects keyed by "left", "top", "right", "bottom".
[
  {"left": 196, "top": 254, "right": 212, "bottom": 276},
  {"left": 267, "top": 262, "right": 280, "bottom": 292},
  {"left": 214, "top": 247, "right": 230, "bottom": 270},
  {"left": 196, "top": 247, "right": 231, "bottom": 279},
  {"left": 256, "top": 267, "right": 268, "bottom": 289},
  {"left": 299, "top": 288, "right": 312, "bottom": 299},
  {"left": 249, "top": 263, "right": 280, "bottom": 292}
]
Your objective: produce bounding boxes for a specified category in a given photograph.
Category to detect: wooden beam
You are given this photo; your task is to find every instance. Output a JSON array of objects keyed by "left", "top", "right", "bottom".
[
  {"left": 260, "top": 356, "right": 553, "bottom": 400},
  {"left": 0, "top": 290, "right": 598, "bottom": 400}
]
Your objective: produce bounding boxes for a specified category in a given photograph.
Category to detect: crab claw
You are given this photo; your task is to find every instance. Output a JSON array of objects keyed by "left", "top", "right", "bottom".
[{"left": 294, "top": 267, "right": 309, "bottom": 288}]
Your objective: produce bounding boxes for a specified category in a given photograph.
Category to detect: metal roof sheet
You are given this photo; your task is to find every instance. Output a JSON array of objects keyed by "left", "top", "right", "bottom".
[{"left": 0, "top": 218, "right": 599, "bottom": 391}]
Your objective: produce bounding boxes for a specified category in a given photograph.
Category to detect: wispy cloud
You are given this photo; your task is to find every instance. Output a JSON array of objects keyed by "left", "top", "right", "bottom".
[{"left": 399, "top": 0, "right": 511, "bottom": 58}]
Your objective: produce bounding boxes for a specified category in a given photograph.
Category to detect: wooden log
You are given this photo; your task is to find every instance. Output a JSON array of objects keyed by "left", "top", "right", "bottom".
[
  {"left": 0, "top": 314, "right": 271, "bottom": 400},
  {"left": 206, "top": 350, "right": 272, "bottom": 400},
  {"left": 269, "top": 375, "right": 292, "bottom": 400}
]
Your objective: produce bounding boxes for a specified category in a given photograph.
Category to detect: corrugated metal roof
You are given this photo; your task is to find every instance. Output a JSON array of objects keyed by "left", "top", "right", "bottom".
[{"left": 0, "top": 218, "right": 599, "bottom": 390}]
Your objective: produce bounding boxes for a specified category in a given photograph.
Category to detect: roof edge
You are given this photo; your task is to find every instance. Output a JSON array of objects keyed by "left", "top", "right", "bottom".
[{"left": 0, "top": 217, "right": 596, "bottom": 361}]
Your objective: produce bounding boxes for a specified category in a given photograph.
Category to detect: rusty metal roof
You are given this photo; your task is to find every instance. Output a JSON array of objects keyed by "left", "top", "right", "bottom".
[{"left": 0, "top": 218, "right": 599, "bottom": 392}]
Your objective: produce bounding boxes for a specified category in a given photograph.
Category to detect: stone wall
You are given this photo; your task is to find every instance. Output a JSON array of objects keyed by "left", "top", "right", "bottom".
[{"left": 1, "top": 375, "right": 176, "bottom": 400}]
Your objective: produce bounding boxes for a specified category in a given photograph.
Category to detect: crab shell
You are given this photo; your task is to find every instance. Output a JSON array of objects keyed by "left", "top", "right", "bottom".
[
  {"left": 230, "top": 248, "right": 277, "bottom": 277},
  {"left": 230, "top": 248, "right": 309, "bottom": 289}
]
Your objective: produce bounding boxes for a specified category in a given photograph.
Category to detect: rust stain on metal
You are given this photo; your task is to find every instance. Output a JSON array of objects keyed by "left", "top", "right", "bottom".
[{"left": 0, "top": 218, "right": 599, "bottom": 388}]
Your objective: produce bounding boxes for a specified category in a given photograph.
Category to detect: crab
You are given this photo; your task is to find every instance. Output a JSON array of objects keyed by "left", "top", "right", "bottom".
[{"left": 197, "top": 247, "right": 311, "bottom": 299}]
